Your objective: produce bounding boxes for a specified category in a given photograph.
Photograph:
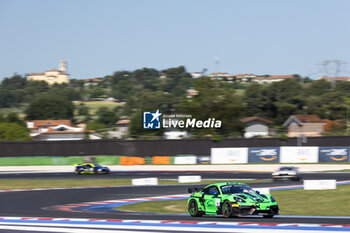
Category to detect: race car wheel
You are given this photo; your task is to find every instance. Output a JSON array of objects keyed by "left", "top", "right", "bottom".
[
  {"left": 222, "top": 200, "right": 233, "bottom": 218},
  {"left": 93, "top": 167, "right": 98, "bottom": 174},
  {"left": 75, "top": 168, "right": 81, "bottom": 175},
  {"left": 188, "top": 199, "right": 202, "bottom": 217}
]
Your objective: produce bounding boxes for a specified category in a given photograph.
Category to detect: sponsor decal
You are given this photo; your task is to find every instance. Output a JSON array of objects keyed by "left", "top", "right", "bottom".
[{"left": 207, "top": 200, "right": 215, "bottom": 208}]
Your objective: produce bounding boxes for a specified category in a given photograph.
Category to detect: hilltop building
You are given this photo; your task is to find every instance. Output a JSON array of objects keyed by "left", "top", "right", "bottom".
[
  {"left": 27, "top": 59, "right": 69, "bottom": 85},
  {"left": 240, "top": 116, "right": 274, "bottom": 138},
  {"left": 283, "top": 115, "right": 326, "bottom": 137},
  {"left": 319, "top": 76, "right": 350, "bottom": 83},
  {"left": 254, "top": 75, "right": 295, "bottom": 84},
  {"left": 25, "top": 120, "right": 85, "bottom": 141}
]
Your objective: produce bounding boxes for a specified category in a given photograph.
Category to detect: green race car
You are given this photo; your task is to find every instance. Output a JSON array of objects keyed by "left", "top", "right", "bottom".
[{"left": 187, "top": 182, "right": 278, "bottom": 218}]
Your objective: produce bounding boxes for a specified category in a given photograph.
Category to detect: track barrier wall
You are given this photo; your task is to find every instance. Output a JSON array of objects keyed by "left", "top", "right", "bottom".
[
  {"left": 1, "top": 136, "right": 350, "bottom": 157},
  {"left": 152, "top": 156, "right": 170, "bottom": 165},
  {"left": 0, "top": 146, "right": 349, "bottom": 166},
  {"left": 0, "top": 137, "right": 350, "bottom": 165},
  {"left": 211, "top": 146, "right": 350, "bottom": 163}
]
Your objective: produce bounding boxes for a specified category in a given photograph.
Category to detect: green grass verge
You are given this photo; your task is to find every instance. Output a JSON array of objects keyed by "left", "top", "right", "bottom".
[
  {"left": 0, "top": 156, "right": 121, "bottom": 166},
  {"left": 114, "top": 184, "right": 350, "bottom": 216},
  {"left": 0, "top": 179, "right": 131, "bottom": 189},
  {"left": 0, "top": 156, "right": 84, "bottom": 166},
  {"left": 75, "top": 101, "right": 123, "bottom": 115},
  {"left": 0, "top": 179, "right": 266, "bottom": 190},
  {"left": 270, "top": 184, "right": 350, "bottom": 216}
]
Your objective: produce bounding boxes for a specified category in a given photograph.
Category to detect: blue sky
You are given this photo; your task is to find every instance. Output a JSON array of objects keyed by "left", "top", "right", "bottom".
[{"left": 1, "top": 0, "right": 350, "bottom": 80}]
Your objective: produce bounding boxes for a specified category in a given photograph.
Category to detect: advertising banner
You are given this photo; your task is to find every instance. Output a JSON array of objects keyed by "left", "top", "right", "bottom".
[
  {"left": 248, "top": 147, "right": 280, "bottom": 163},
  {"left": 280, "top": 146, "right": 319, "bottom": 163},
  {"left": 132, "top": 178, "right": 158, "bottom": 186},
  {"left": 319, "top": 147, "right": 350, "bottom": 162},
  {"left": 174, "top": 156, "right": 197, "bottom": 164},
  {"left": 178, "top": 176, "right": 202, "bottom": 183},
  {"left": 304, "top": 180, "right": 336, "bottom": 190},
  {"left": 211, "top": 148, "right": 248, "bottom": 164},
  {"left": 196, "top": 156, "right": 211, "bottom": 164}
]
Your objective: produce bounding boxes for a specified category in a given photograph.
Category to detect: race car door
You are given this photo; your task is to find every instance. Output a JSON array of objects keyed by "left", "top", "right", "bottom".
[{"left": 203, "top": 186, "right": 220, "bottom": 213}]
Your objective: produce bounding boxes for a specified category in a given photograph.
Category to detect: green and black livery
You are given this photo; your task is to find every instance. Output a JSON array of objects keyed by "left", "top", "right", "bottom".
[{"left": 187, "top": 182, "right": 279, "bottom": 218}]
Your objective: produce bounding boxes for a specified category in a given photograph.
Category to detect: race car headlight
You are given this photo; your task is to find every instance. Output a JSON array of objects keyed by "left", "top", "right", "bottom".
[
  {"left": 270, "top": 196, "right": 276, "bottom": 202},
  {"left": 234, "top": 197, "right": 246, "bottom": 203}
]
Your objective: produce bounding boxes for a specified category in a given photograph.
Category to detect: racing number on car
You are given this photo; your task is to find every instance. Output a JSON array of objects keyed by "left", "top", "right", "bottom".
[{"left": 215, "top": 198, "right": 220, "bottom": 207}]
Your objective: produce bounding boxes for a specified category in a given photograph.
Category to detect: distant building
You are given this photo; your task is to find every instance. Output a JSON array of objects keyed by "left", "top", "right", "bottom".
[
  {"left": 159, "top": 73, "right": 167, "bottom": 79},
  {"left": 83, "top": 78, "right": 103, "bottom": 87},
  {"left": 27, "top": 59, "right": 69, "bottom": 85},
  {"left": 322, "top": 119, "right": 344, "bottom": 132},
  {"left": 164, "top": 130, "right": 188, "bottom": 139},
  {"left": 319, "top": 76, "right": 350, "bottom": 83},
  {"left": 234, "top": 74, "right": 256, "bottom": 83},
  {"left": 208, "top": 73, "right": 294, "bottom": 84},
  {"left": 283, "top": 115, "right": 326, "bottom": 137},
  {"left": 240, "top": 116, "right": 274, "bottom": 138},
  {"left": 26, "top": 120, "right": 85, "bottom": 141},
  {"left": 110, "top": 119, "right": 130, "bottom": 139},
  {"left": 186, "top": 87, "right": 199, "bottom": 98},
  {"left": 209, "top": 72, "right": 233, "bottom": 81},
  {"left": 254, "top": 75, "right": 294, "bottom": 84},
  {"left": 190, "top": 72, "right": 204, "bottom": 79}
]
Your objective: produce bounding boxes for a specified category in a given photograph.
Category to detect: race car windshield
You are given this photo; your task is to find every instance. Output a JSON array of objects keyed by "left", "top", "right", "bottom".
[
  {"left": 220, "top": 185, "right": 254, "bottom": 194},
  {"left": 280, "top": 167, "right": 294, "bottom": 171},
  {"left": 93, "top": 164, "right": 102, "bottom": 168}
]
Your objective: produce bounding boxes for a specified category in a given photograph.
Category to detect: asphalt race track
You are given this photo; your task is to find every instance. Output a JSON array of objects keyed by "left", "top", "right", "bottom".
[
  {"left": 0, "top": 171, "right": 350, "bottom": 225},
  {"left": 1, "top": 170, "right": 350, "bottom": 181}
]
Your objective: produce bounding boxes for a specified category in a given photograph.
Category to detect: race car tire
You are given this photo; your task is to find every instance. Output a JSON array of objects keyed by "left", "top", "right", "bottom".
[
  {"left": 188, "top": 199, "right": 202, "bottom": 217},
  {"left": 222, "top": 200, "right": 233, "bottom": 218},
  {"left": 75, "top": 168, "right": 81, "bottom": 175},
  {"left": 93, "top": 167, "right": 98, "bottom": 174}
]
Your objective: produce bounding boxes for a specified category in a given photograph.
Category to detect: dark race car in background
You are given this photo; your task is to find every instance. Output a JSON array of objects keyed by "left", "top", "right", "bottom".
[{"left": 74, "top": 163, "right": 110, "bottom": 174}]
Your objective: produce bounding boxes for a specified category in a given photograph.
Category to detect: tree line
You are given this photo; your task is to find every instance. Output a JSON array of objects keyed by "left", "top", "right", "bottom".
[{"left": 0, "top": 66, "right": 350, "bottom": 140}]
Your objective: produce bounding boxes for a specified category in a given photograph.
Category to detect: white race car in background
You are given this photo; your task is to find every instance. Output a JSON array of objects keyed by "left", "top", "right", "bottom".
[{"left": 272, "top": 166, "right": 302, "bottom": 181}]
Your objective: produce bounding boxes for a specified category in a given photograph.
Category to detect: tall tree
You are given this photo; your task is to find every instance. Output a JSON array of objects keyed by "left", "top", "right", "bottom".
[
  {"left": 181, "top": 77, "right": 245, "bottom": 137},
  {"left": 25, "top": 95, "right": 75, "bottom": 120},
  {"left": 0, "top": 122, "right": 30, "bottom": 141}
]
